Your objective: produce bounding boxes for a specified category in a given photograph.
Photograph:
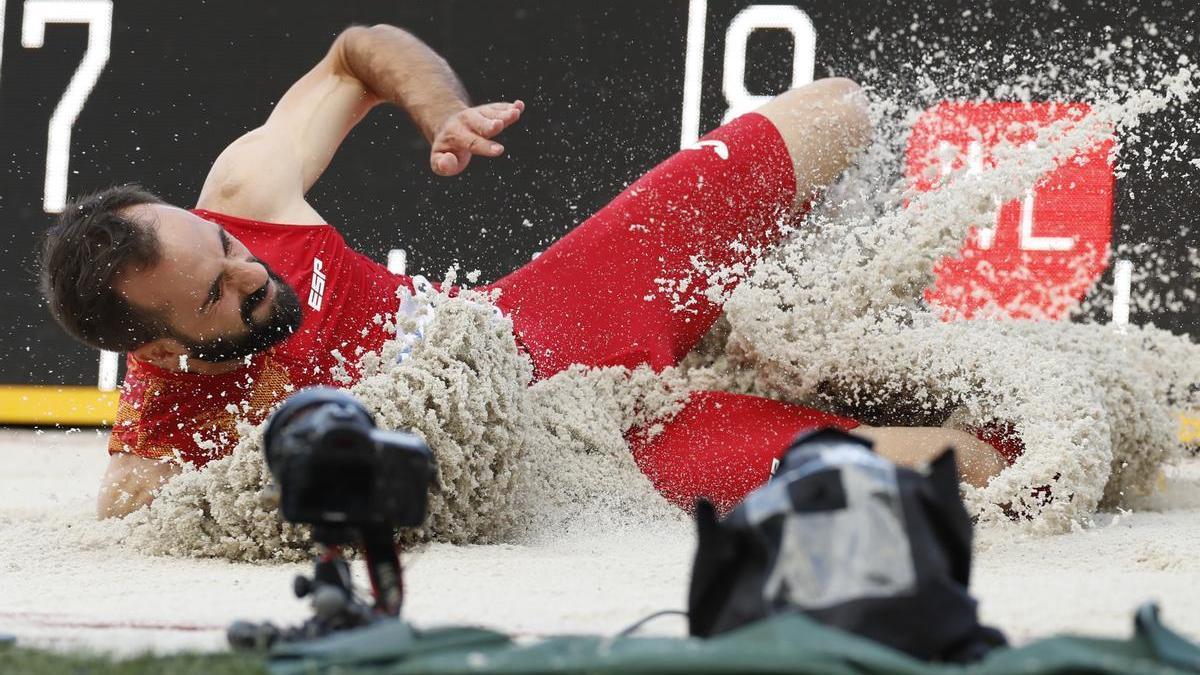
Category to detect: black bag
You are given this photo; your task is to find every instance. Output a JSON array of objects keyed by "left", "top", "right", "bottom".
[{"left": 687, "top": 428, "right": 1006, "bottom": 663}]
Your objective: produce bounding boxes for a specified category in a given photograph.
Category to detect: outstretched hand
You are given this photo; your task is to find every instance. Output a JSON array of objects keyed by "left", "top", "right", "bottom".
[{"left": 430, "top": 100, "right": 525, "bottom": 176}]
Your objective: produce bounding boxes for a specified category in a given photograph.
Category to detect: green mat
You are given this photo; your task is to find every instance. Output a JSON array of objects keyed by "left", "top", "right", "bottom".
[{"left": 268, "top": 604, "right": 1200, "bottom": 674}]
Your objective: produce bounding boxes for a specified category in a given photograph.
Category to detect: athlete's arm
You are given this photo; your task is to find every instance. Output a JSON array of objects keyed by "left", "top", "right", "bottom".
[
  {"left": 96, "top": 453, "right": 181, "bottom": 519},
  {"left": 197, "top": 24, "right": 523, "bottom": 224},
  {"left": 851, "top": 426, "right": 1006, "bottom": 488}
]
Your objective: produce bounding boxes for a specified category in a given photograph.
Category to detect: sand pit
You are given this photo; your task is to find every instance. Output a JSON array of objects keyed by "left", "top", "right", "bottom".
[{"left": 4, "top": 429, "right": 1200, "bottom": 655}]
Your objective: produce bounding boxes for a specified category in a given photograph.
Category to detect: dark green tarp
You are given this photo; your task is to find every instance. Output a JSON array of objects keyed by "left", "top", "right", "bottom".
[{"left": 268, "top": 604, "right": 1200, "bottom": 675}]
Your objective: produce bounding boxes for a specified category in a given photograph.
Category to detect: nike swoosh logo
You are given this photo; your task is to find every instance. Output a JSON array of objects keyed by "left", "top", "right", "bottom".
[{"left": 687, "top": 140, "right": 729, "bottom": 160}]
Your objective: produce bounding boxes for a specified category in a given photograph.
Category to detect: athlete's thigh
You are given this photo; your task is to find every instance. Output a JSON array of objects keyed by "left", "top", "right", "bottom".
[{"left": 487, "top": 113, "right": 798, "bottom": 379}]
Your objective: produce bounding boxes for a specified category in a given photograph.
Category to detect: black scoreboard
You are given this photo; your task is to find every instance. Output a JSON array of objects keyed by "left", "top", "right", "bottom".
[{"left": 1, "top": 0, "right": 1196, "bottom": 395}]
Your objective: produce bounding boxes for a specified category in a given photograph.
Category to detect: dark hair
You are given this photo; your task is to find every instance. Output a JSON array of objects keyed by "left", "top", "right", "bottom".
[{"left": 39, "top": 184, "right": 170, "bottom": 352}]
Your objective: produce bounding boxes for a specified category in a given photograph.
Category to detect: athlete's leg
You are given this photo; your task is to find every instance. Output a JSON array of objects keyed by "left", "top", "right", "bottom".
[
  {"left": 630, "top": 390, "right": 1009, "bottom": 515},
  {"left": 627, "top": 390, "right": 861, "bottom": 514},
  {"left": 754, "top": 77, "right": 871, "bottom": 209},
  {"left": 488, "top": 79, "right": 870, "bottom": 379},
  {"left": 852, "top": 426, "right": 1007, "bottom": 489}
]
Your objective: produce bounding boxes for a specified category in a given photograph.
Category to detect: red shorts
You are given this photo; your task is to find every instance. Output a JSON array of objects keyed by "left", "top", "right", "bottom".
[
  {"left": 488, "top": 113, "right": 851, "bottom": 514},
  {"left": 488, "top": 112, "right": 798, "bottom": 378},
  {"left": 629, "top": 391, "right": 861, "bottom": 514}
]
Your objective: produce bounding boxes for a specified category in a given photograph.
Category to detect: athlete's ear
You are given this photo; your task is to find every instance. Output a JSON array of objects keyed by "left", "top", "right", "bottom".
[{"left": 130, "top": 338, "right": 188, "bottom": 369}]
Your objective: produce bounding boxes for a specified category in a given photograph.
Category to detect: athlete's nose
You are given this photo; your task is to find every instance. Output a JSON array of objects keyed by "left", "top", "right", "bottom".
[{"left": 227, "top": 257, "right": 269, "bottom": 295}]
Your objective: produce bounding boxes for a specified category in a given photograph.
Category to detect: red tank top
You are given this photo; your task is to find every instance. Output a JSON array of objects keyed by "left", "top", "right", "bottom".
[{"left": 108, "top": 210, "right": 413, "bottom": 466}]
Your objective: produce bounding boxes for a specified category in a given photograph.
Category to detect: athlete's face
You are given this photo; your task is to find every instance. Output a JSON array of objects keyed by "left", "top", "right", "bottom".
[{"left": 116, "top": 204, "right": 302, "bottom": 364}]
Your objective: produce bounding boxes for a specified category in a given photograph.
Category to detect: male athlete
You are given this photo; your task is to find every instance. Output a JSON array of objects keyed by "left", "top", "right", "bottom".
[{"left": 40, "top": 24, "right": 1007, "bottom": 519}]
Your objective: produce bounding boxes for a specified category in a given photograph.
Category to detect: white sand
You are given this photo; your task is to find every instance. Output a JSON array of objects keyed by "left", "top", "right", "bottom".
[
  {"left": 3, "top": 428, "right": 1200, "bottom": 655},
  {"left": 0, "top": 430, "right": 690, "bottom": 654}
]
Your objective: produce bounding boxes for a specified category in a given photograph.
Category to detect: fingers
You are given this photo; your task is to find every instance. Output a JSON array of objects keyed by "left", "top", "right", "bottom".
[
  {"left": 431, "top": 151, "right": 455, "bottom": 176},
  {"left": 494, "top": 99, "right": 525, "bottom": 113},
  {"left": 453, "top": 117, "right": 506, "bottom": 155},
  {"left": 434, "top": 125, "right": 502, "bottom": 158},
  {"left": 473, "top": 137, "right": 505, "bottom": 156},
  {"left": 429, "top": 100, "right": 525, "bottom": 176},
  {"left": 431, "top": 151, "right": 462, "bottom": 177},
  {"left": 481, "top": 100, "right": 524, "bottom": 114},
  {"left": 477, "top": 102, "right": 524, "bottom": 127},
  {"left": 463, "top": 110, "right": 507, "bottom": 139},
  {"left": 468, "top": 103, "right": 525, "bottom": 138}
]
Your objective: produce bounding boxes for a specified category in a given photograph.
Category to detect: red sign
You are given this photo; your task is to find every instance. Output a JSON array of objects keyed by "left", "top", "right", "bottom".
[{"left": 907, "top": 102, "right": 1115, "bottom": 320}]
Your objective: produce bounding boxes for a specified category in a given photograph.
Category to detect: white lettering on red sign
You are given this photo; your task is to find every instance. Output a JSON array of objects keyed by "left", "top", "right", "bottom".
[{"left": 908, "top": 102, "right": 1115, "bottom": 320}]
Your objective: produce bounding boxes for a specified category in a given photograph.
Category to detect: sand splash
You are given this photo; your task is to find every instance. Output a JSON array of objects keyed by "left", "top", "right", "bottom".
[
  {"left": 696, "top": 68, "right": 1200, "bottom": 532},
  {"left": 115, "top": 285, "right": 686, "bottom": 562},
  {"left": 109, "top": 40, "right": 1200, "bottom": 558}
]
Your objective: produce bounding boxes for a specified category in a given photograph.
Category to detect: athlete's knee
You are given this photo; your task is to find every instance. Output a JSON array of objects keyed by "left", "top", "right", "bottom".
[
  {"left": 758, "top": 77, "right": 860, "bottom": 113},
  {"left": 783, "top": 77, "right": 862, "bottom": 101},
  {"left": 755, "top": 78, "right": 872, "bottom": 200}
]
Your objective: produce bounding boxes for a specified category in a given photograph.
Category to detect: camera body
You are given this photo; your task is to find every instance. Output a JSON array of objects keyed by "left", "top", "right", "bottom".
[
  {"left": 263, "top": 387, "right": 436, "bottom": 529},
  {"left": 229, "top": 387, "right": 436, "bottom": 647}
]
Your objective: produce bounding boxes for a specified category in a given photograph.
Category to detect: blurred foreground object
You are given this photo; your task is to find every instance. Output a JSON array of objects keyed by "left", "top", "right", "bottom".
[{"left": 688, "top": 428, "right": 1006, "bottom": 662}]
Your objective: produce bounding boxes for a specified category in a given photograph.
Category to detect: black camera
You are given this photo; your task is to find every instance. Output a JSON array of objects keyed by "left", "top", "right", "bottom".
[
  {"left": 229, "top": 387, "right": 437, "bottom": 649},
  {"left": 263, "top": 386, "right": 436, "bottom": 528}
]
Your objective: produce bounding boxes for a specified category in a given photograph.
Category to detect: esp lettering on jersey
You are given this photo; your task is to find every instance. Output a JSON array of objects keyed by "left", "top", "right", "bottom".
[{"left": 308, "top": 257, "right": 327, "bottom": 311}]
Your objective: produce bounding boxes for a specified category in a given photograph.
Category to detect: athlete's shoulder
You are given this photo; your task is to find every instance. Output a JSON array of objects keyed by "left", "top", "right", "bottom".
[
  {"left": 110, "top": 357, "right": 209, "bottom": 463},
  {"left": 190, "top": 208, "right": 333, "bottom": 232},
  {"left": 114, "top": 353, "right": 306, "bottom": 466},
  {"left": 117, "top": 356, "right": 242, "bottom": 422}
]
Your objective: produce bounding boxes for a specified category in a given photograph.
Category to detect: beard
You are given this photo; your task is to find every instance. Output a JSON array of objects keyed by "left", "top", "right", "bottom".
[{"left": 180, "top": 262, "right": 303, "bottom": 364}]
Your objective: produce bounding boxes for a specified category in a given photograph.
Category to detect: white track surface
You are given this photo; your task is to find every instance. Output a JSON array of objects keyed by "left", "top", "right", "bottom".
[{"left": 2, "top": 429, "right": 1199, "bottom": 655}]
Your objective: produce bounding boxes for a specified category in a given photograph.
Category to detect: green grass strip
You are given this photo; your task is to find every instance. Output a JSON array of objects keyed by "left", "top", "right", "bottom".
[{"left": 0, "top": 645, "right": 266, "bottom": 675}]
